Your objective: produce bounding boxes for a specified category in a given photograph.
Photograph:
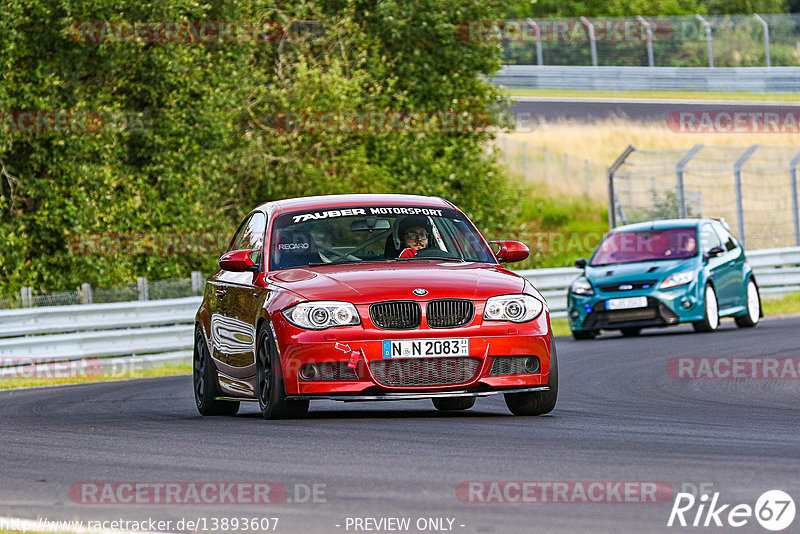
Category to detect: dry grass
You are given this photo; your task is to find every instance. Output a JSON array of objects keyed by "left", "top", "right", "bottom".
[{"left": 502, "top": 117, "right": 800, "bottom": 167}]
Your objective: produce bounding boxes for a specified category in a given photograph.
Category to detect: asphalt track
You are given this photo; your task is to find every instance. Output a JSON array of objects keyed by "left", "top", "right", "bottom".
[
  {"left": 509, "top": 96, "right": 800, "bottom": 123},
  {"left": 1, "top": 316, "right": 799, "bottom": 534}
]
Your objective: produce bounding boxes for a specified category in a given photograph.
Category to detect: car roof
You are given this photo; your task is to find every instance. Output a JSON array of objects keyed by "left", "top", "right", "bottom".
[
  {"left": 610, "top": 218, "right": 711, "bottom": 232},
  {"left": 256, "top": 194, "right": 454, "bottom": 215}
]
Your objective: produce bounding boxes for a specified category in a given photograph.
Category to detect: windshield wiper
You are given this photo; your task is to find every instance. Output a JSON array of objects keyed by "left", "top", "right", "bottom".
[
  {"left": 399, "top": 255, "right": 466, "bottom": 262},
  {"left": 306, "top": 259, "right": 363, "bottom": 266}
]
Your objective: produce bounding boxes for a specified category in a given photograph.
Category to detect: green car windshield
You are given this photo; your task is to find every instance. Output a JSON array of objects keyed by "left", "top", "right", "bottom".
[{"left": 590, "top": 228, "right": 698, "bottom": 266}]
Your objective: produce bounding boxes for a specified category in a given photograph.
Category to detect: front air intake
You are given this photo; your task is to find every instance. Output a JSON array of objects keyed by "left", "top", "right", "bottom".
[{"left": 369, "top": 301, "right": 422, "bottom": 330}]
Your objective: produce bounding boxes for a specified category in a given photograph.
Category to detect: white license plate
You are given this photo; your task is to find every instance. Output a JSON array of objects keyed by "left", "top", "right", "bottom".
[
  {"left": 382, "top": 338, "right": 469, "bottom": 359},
  {"left": 606, "top": 296, "right": 648, "bottom": 310}
]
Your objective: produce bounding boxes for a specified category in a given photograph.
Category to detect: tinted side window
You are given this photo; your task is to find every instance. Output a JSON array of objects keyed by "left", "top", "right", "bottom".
[
  {"left": 229, "top": 212, "right": 267, "bottom": 252},
  {"left": 712, "top": 223, "right": 739, "bottom": 252},
  {"left": 700, "top": 225, "right": 721, "bottom": 254}
]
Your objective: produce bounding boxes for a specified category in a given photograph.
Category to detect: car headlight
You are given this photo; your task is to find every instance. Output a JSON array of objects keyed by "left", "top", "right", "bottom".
[
  {"left": 570, "top": 278, "right": 594, "bottom": 296},
  {"left": 483, "top": 294, "right": 543, "bottom": 323},
  {"left": 660, "top": 271, "right": 695, "bottom": 290},
  {"left": 283, "top": 301, "right": 361, "bottom": 330}
]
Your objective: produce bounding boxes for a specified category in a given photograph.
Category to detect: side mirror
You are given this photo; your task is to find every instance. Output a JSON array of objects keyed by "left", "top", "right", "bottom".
[
  {"left": 219, "top": 249, "right": 260, "bottom": 272},
  {"left": 705, "top": 246, "right": 725, "bottom": 260},
  {"left": 490, "top": 241, "right": 530, "bottom": 263},
  {"left": 575, "top": 258, "right": 587, "bottom": 269}
]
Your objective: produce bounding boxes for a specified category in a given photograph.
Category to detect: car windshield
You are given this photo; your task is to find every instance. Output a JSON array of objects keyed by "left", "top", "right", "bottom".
[
  {"left": 590, "top": 227, "right": 698, "bottom": 266},
  {"left": 269, "top": 205, "right": 496, "bottom": 270}
]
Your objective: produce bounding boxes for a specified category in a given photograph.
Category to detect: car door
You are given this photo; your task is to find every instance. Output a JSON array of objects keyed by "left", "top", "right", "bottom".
[
  {"left": 712, "top": 221, "right": 746, "bottom": 309},
  {"left": 699, "top": 223, "right": 733, "bottom": 308},
  {"left": 211, "top": 211, "right": 268, "bottom": 377}
]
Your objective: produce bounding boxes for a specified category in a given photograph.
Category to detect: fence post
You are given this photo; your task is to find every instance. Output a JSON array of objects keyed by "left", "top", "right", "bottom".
[
  {"left": 790, "top": 150, "right": 800, "bottom": 246},
  {"left": 607, "top": 145, "right": 636, "bottom": 229},
  {"left": 753, "top": 14, "right": 771, "bottom": 68},
  {"left": 525, "top": 19, "right": 543, "bottom": 66},
  {"left": 580, "top": 17, "right": 598, "bottom": 67},
  {"left": 503, "top": 137, "right": 510, "bottom": 164},
  {"left": 637, "top": 16, "right": 654, "bottom": 67},
  {"left": 676, "top": 144, "right": 704, "bottom": 218},
  {"left": 695, "top": 15, "right": 714, "bottom": 68},
  {"left": 80, "top": 283, "right": 93, "bottom": 305},
  {"left": 20, "top": 287, "right": 32, "bottom": 307},
  {"left": 137, "top": 276, "right": 149, "bottom": 301},
  {"left": 733, "top": 145, "right": 760, "bottom": 247},
  {"left": 191, "top": 271, "right": 204, "bottom": 293}
]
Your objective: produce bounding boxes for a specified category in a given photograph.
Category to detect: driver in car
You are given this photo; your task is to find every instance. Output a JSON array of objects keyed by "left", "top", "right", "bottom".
[{"left": 398, "top": 216, "right": 431, "bottom": 258}]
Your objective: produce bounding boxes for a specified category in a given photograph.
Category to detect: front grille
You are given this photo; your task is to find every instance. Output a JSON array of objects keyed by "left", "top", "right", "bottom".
[
  {"left": 426, "top": 299, "right": 474, "bottom": 328},
  {"left": 597, "top": 280, "right": 657, "bottom": 292},
  {"left": 370, "top": 301, "right": 421, "bottom": 330},
  {"left": 599, "top": 308, "right": 659, "bottom": 323},
  {"left": 489, "top": 356, "right": 540, "bottom": 375},
  {"left": 299, "top": 361, "right": 358, "bottom": 381},
  {"left": 369, "top": 357, "right": 480, "bottom": 386}
]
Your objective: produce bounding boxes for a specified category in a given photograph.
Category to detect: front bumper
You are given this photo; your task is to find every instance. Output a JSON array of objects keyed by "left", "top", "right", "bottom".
[
  {"left": 568, "top": 284, "right": 704, "bottom": 332},
  {"left": 286, "top": 386, "right": 550, "bottom": 402},
  {"left": 273, "top": 310, "right": 552, "bottom": 397}
]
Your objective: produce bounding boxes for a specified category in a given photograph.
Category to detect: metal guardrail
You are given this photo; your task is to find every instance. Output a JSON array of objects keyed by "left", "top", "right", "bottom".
[
  {"left": 493, "top": 66, "right": 800, "bottom": 93},
  {"left": 0, "top": 297, "right": 202, "bottom": 338},
  {"left": 0, "top": 247, "right": 797, "bottom": 366},
  {"left": 0, "top": 325, "right": 194, "bottom": 363}
]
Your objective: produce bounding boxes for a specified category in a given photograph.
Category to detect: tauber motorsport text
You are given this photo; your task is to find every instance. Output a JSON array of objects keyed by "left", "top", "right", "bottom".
[{"left": 667, "top": 490, "right": 796, "bottom": 531}]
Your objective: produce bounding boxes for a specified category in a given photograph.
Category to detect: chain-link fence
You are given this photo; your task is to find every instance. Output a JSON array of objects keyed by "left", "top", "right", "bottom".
[
  {"left": 497, "top": 135, "right": 608, "bottom": 201},
  {"left": 0, "top": 275, "right": 206, "bottom": 310},
  {"left": 499, "top": 14, "right": 800, "bottom": 67},
  {"left": 610, "top": 144, "right": 800, "bottom": 249}
]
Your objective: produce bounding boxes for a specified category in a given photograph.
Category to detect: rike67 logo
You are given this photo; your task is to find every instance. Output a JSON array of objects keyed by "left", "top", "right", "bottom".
[{"left": 668, "top": 490, "right": 796, "bottom": 531}]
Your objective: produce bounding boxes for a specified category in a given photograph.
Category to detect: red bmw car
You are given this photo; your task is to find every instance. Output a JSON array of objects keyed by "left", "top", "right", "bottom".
[{"left": 194, "top": 194, "right": 557, "bottom": 418}]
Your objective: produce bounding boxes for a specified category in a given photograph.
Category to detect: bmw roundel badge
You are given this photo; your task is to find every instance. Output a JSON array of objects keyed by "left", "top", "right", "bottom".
[{"left": 413, "top": 288, "right": 428, "bottom": 296}]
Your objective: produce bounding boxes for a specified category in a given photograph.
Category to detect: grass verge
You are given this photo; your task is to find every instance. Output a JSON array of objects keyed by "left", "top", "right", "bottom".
[
  {"left": 506, "top": 88, "right": 800, "bottom": 102},
  {"left": 762, "top": 291, "right": 800, "bottom": 316},
  {"left": 0, "top": 361, "right": 191, "bottom": 390}
]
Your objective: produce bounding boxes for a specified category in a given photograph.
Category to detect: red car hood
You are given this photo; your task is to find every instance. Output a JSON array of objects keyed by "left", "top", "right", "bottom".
[{"left": 265, "top": 262, "right": 525, "bottom": 303}]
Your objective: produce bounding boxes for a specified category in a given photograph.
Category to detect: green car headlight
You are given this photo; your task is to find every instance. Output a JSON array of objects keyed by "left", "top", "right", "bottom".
[
  {"left": 570, "top": 278, "right": 594, "bottom": 296},
  {"left": 660, "top": 271, "right": 694, "bottom": 290}
]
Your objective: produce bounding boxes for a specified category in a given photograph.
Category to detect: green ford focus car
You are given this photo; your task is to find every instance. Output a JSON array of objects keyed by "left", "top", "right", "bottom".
[{"left": 567, "top": 219, "right": 762, "bottom": 340}]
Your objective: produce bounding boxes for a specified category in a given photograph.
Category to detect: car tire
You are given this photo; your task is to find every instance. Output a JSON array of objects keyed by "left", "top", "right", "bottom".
[
  {"left": 620, "top": 327, "right": 641, "bottom": 337},
  {"left": 432, "top": 397, "right": 476, "bottom": 411},
  {"left": 504, "top": 335, "right": 558, "bottom": 416},
  {"left": 571, "top": 330, "right": 597, "bottom": 340},
  {"left": 735, "top": 279, "right": 761, "bottom": 328},
  {"left": 193, "top": 326, "right": 240, "bottom": 416},
  {"left": 256, "top": 323, "right": 309, "bottom": 420},
  {"left": 692, "top": 284, "right": 720, "bottom": 333}
]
